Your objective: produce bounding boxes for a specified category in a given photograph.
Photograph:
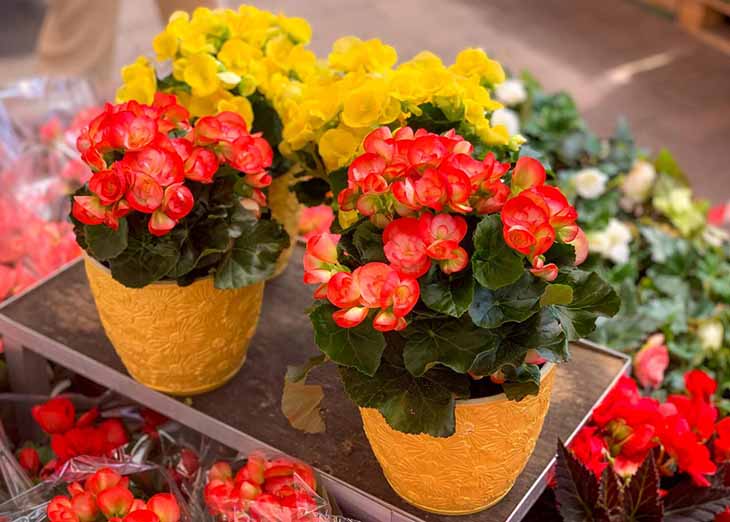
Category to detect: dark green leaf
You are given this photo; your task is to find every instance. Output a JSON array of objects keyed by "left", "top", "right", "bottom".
[
  {"left": 215, "top": 215, "right": 289, "bottom": 288},
  {"left": 250, "top": 91, "right": 283, "bottom": 147},
  {"left": 402, "top": 316, "right": 499, "bottom": 376},
  {"left": 469, "top": 273, "right": 546, "bottom": 329},
  {"left": 85, "top": 219, "right": 128, "bottom": 261},
  {"left": 309, "top": 303, "right": 385, "bottom": 376},
  {"left": 545, "top": 242, "right": 576, "bottom": 267},
  {"left": 328, "top": 168, "right": 348, "bottom": 199},
  {"left": 502, "top": 364, "right": 541, "bottom": 400},
  {"left": 471, "top": 214, "right": 525, "bottom": 290},
  {"left": 340, "top": 345, "right": 470, "bottom": 437},
  {"left": 419, "top": 265, "right": 474, "bottom": 318},
  {"left": 108, "top": 228, "right": 183, "bottom": 288},
  {"left": 352, "top": 221, "right": 386, "bottom": 263},
  {"left": 552, "top": 268, "right": 620, "bottom": 340}
]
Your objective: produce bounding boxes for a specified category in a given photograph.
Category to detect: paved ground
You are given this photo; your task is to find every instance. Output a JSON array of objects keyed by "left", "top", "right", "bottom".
[{"left": 3, "top": 0, "right": 729, "bottom": 202}]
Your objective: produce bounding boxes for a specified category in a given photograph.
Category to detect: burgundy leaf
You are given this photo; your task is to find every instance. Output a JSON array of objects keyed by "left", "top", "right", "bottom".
[
  {"left": 623, "top": 452, "right": 662, "bottom": 522},
  {"left": 664, "top": 477, "right": 730, "bottom": 522},
  {"left": 596, "top": 466, "right": 624, "bottom": 522},
  {"left": 555, "top": 440, "right": 600, "bottom": 521}
]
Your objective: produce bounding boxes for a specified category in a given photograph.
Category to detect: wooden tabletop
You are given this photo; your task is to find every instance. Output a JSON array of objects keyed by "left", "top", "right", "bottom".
[{"left": 0, "top": 246, "right": 629, "bottom": 522}]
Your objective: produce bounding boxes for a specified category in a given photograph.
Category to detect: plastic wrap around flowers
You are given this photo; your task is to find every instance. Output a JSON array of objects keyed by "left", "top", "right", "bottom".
[
  {"left": 304, "top": 126, "right": 589, "bottom": 332},
  {"left": 202, "top": 454, "right": 323, "bottom": 521},
  {"left": 72, "top": 94, "right": 273, "bottom": 237},
  {"left": 47, "top": 467, "right": 181, "bottom": 522}
]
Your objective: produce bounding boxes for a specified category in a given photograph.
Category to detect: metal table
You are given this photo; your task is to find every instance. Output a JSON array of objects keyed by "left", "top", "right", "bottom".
[{"left": 0, "top": 247, "right": 629, "bottom": 522}]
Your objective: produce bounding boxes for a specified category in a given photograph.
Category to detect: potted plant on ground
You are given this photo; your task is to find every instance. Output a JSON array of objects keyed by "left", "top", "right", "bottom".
[
  {"left": 71, "top": 94, "right": 288, "bottom": 396},
  {"left": 117, "top": 5, "right": 318, "bottom": 276},
  {"left": 287, "top": 125, "right": 619, "bottom": 514}
]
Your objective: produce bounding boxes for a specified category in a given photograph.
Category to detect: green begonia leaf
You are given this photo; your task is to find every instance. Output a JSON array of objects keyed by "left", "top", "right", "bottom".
[
  {"left": 340, "top": 344, "right": 470, "bottom": 437},
  {"left": 402, "top": 316, "right": 500, "bottom": 376},
  {"left": 309, "top": 303, "right": 385, "bottom": 377},
  {"left": 471, "top": 214, "right": 525, "bottom": 290},
  {"left": 419, "top": 265, "right": 474, "bottom": 318},
  {"left": 469, "top": 273, "right": 546, "bottom": 329}
]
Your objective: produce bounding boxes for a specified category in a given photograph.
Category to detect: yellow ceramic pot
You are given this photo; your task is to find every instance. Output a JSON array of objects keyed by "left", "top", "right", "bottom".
[
  {"left": 360, "top": 364, "right": 556, "bottom": 515},
  {"left": 268, "top": 170, "right": 301, "bottom": 278},
  {"left": 84, "top": 257, "right": 264, "bottom": 396}
]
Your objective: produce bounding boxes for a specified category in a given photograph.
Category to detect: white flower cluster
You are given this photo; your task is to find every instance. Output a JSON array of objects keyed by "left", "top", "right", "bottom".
[
  {"left": 588, "top": 219, "right": 633, "bottom": 264},
  {"left": 494, "top": 79, "right": 527, "bottom": 107},
  {"left": 573, "top": 168, "right": 608, "bottom": 199},
  {"left": 698, "top": 320, "right": 724, "bottom": 352},
  {"left": 621, "top": 160, "right": 657, "bottom": 207}
]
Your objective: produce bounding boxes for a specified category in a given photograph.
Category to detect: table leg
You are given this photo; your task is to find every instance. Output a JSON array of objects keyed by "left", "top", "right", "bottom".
[{"left": 3, "top": 336, "right": 51, "bottom": 440}]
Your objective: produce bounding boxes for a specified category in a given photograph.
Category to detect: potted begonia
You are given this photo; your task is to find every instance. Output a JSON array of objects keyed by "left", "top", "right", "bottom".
[
  {"left": 71, "top": 94, "right": 288, "bottom": 396},
  {"left": 117, "top": 5, "right": 317, "bottom": 276},
  {"left": 290, "top": 126, "right": 619, "bottom": 515}
]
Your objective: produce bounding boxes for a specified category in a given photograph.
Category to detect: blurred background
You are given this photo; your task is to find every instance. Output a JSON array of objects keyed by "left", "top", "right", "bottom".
[{"left": 2, "top": 0, "right": 729, "bottom": 203}]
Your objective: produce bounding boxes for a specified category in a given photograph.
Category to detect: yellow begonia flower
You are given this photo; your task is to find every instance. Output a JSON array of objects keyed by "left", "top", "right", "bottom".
[
  {"left": 329, "top": 37, "right": 397, "bottom": 74},
  {"left": 277, "top": 15, "right": 312, "bottom": 44},
  {"left": 404, "top": 51, "right": 444, "bottom": 70},
  {"left": 187, "top": 89, "right": 229, "bottom": 118},
  {"left": 217, "top": 96, "right": 254, "bottom": 128},
  {"left": 217, "top": 38, "right": 262, "bottom": 76},
  {"left": 451, "top": 48, "right": 506, "bottom": 85},
  {"left": 166, "top": 11, "right": 190, "bottom": 38},
  {"left": 388, "top": 70, "right": 427, "bottom": 104},
  {"left": 172, "top": 57, "right": 188, "bottom": 81},
  {"left": 184, "top": 53, "right": 221, "bottom": 97},
  {"left": 116, "top": 56, "right": 156, "bottom": 105},
  {"left": 478, "top": 123, "right": 510, "bottom": 146},
  {"left": 318, "top": 127, "right": 361, "bottom": 171},
  {"left": 265, "top": 34, "right": 295, "bottom": 70},
  {"left": 282, "top": 116, "right": 315, "bottom": 151},
  {"left": 153, "top": 30, "right": 178, "bottom": 62},
  {"left": 342, "top": 85, "right": 390, "bottom": 128}
]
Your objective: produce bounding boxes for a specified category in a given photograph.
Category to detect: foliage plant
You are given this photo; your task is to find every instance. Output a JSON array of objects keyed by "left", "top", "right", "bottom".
[
  {"left": 543, "top": 370, "right": 730, "bottom": 522},
  {"left": 70, "top": 95, "right": 288, "bottom": 288},
  {"left": 501, "top": 73, "right": 730, "bottom": 410},
  {"left": 287, "top": 125, "right": 619, "bottom": 438}
]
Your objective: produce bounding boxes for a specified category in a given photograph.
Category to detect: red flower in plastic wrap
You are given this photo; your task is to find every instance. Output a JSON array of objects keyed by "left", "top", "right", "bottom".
[
  {"left": 47, "top": 468, "right": 180, "bottom": 522},
  {"left": 32, "top": 397, "right": 76, "bottom": 435},
  {"left": 17, "top": 447, "right": 41, "bottom": 476}
]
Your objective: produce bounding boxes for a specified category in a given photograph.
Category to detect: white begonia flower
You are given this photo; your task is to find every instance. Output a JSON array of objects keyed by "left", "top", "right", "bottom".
[
  {"left": 588, "top": 219, "right": 632, "bottom": 264},
  {"left": 490, "top": 108, "right": 520, "bottom": 137},
  {"left": 622, "top": 160, "right": 657, "bottom": 204},
  {"left": 698, "top": 320, "right": 724, "bottom": 352},
  {"left": 494, "top": 79, "right": 527, "bottom": 107},
  {"left": 573, "top": 168, "right": 608, "bottom": 199},
  {"left": 703, "top": 225, "right": 729, "bottom": 248}
]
